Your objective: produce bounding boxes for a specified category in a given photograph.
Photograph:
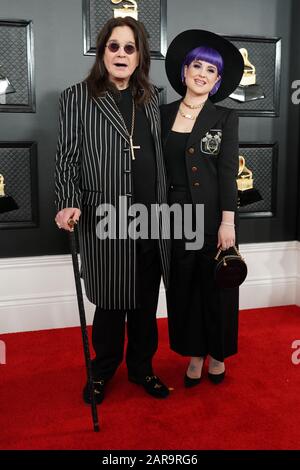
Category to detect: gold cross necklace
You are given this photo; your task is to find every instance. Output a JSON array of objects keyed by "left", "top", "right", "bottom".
[{"left": 114, "top": 94, "right": 140, "bottom": 160}]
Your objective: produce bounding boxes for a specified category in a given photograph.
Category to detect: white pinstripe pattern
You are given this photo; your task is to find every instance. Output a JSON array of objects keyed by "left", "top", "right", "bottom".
[{"left": 55, "top": 82, "right": 170, "bottom": 309}]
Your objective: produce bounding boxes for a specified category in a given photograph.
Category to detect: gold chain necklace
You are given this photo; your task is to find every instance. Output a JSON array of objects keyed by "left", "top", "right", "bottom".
[
  {"left": 178, "top": 107, "right": 195, "bottom": 120},
  {"left": 182, "top": 100, "right": 206, "bottom": 109},
  {"left": 178, "top": 102, "right": 204, "bottom": 120},
  {"left": 114, "top": 95, "right": 140, "bottom": 160}
]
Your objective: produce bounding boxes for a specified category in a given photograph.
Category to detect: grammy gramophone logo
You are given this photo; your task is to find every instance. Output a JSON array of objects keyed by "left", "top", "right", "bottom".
[
  {"left": 111, "top": 0, "right": 138, "bottom": 20},
  {"left": 230, "top": 48, "right": 265, "bottom": 103},
  {"left": 0, "top": 65, "right": 15, "bottom": 96},
  {"left": 0, "top": 173, "right": 5, "bottom": 196},
  {"left": 0, "top": 173, "right": 19, "bottom": 214},
  {"left": 236, "top": 156, "right": 262, "bottom": 207}
]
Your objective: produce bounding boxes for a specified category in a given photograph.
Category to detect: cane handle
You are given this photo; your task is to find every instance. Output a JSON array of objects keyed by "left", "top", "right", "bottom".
[{"left": 67, "top": 218, "right": 77, "bottom": 229}]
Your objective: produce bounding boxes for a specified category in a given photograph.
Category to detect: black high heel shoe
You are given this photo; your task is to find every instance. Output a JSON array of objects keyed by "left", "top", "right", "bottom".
[
  {"left": 184, "top": 373, "right": 202, "bottom": 388},
  {"left": 184, "top": 356, "right": 206, "bottom": 388},
  {"left": 208, "top": 371, "right": 225, "bottom": 384},
  {"left": 207, "top": 356, "right": 225, "bottom": 384}
]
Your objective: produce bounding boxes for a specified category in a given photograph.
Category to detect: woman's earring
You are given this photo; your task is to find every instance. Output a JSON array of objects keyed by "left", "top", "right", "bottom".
[
  {"left": 209, "top": 78, "right": 221, "bottom": 96},
  {"left": 181, "top": 66, "right": 187, "bottom": 85}
]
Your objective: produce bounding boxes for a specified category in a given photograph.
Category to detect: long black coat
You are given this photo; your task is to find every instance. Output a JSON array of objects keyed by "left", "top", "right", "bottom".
[
  {"left": 160, "top": 99, "right": 239, "bottom": 235},
  {"left": 55, "top": 82, "right": 170, "bottom": 309}
]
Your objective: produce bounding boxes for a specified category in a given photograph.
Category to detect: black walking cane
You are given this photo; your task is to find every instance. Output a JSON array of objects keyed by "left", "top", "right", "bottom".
[{"left": 68, "top": 218, "right": 100, "bottom": 432}]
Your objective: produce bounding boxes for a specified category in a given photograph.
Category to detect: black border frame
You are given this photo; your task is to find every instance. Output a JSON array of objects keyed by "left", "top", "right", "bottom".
[
  {"left": 0, "top": 141, "right": 38, "bottom": 229},
  {"left": 238, "top": 142, "right": 278, "bottom": 219},
  {"left": 223, "top": 35, "right": 281, "bottom": 117},
  {"left": 82, "top": 0, "right": 167, "bottom": 59},
  {"left": 0, "top": 19, "right": 35, "bottom": 113}
]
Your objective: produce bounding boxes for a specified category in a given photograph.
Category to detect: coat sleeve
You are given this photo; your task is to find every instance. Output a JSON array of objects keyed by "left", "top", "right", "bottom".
[
  {"left": 218, "top": 109, "right": 239, "bottom": 212},
  {"left": 54, "top": 86, "right": 82, "bottom": 211}
]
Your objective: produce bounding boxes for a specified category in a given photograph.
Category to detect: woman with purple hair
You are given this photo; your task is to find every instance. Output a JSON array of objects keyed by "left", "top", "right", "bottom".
[{"left": 160, "top": 30, "right": 244, "bottom": 386}]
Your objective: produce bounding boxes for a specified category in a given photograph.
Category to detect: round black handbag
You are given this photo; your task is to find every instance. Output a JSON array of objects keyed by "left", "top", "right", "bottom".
[{"left": 214, "top": 246, "right": 247, "bottom": 288}]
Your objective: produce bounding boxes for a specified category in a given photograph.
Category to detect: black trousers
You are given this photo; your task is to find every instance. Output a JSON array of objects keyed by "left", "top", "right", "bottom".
[
  {"left": 91, "top": 242, "right": 161, "bottom": 380},
  {"left": 167, "top": 188, "right": 239, "bottom": 362}
]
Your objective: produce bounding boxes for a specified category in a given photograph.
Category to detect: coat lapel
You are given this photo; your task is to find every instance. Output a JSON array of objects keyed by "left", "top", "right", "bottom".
[
  {"left": 161, "top": 100, "right": 181, "bottom": 148},
  {"left": 186, "top": 99, "right": 220, "bottom": 148},
  {"left": 92, "top": 92, "right": 130, "bottom": 143},
  {"left": 143, "top": 90, "right": 160, "bottom": 140},
  {"left": 162, "top": 99, "right": 221, "bottom": 148},
  {"left": 92, "top": 89, "right": 161, "bottom": 145}
]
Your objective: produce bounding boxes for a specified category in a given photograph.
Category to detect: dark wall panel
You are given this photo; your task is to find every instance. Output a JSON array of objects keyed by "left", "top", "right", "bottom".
[{"left": 0, "top": 0, "right": 296, "bottom": 257}]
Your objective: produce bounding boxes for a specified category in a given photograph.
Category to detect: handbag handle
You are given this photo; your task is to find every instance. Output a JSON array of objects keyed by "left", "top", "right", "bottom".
[{"left": 215, "top": 245, "right": 242, "bottom": 261}]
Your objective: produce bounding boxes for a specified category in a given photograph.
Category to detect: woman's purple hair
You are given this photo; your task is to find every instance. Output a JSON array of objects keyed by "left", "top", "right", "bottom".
[{"left": 181, "top": 46, "right": 224, "bottom": 96}]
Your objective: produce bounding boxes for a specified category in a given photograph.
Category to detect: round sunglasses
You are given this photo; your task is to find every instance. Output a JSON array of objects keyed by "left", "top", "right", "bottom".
[{"left": 106, "top": 41, "right": 137, "bottom": 55}]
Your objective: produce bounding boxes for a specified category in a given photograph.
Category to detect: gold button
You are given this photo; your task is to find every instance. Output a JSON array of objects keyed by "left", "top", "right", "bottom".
[
  {"left": 193, "top": 182, "right": 200, "bottom": 187},
  {"left": 191, "top": 166, "right": 198, "bottom": 172},
  {"left": 187, "top": 147, "right": 195, "bottom": 155}
]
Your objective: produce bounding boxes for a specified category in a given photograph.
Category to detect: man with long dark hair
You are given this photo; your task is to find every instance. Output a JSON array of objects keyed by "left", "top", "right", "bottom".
[{"left": 55, "top": 17, "right": 170, "bottom": 404}]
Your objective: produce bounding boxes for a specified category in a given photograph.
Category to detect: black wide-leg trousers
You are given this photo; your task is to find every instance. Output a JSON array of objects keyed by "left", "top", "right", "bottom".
[
  {"left": 91, "top": 243, "right": 162, "bottom": 380},
  {"left": 166, "top": 188, "right": 239, "bottom": 362}
]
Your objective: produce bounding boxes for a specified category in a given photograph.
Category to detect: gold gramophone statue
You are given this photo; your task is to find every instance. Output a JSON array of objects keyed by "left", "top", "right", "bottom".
[
  {"left": 0, "top": 65, "right": 15, "bottom": 96},
  {"left": 236, "top": 156, "right": 262, "bottom": 207},
  {"left": 111, "top": 0, "right": 138, "bottom": 20},
  {"left": 0, "top": 174, "right": 18, "bottom": 214},
  {"left": 229, "top": 48, "right": 265, "bottom": 102}
]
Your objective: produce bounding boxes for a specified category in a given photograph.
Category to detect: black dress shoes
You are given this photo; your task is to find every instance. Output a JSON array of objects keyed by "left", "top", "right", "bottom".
[
  {"left": 83, "top": 379, "right": 105, "bottom": 404},
  {"left": 208, "top": 371, "right": 225, "bottom": 384},
  {"left": 184, "top": 373, "right": 202, "bottom": 388},
  {"left": 129, "top": 375, "right": 170, "bottom": 398}
]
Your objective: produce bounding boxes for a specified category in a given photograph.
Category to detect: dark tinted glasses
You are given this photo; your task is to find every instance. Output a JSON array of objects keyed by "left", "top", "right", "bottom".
[{"left": 106, "top": 41, "right": 137, "bottom": 55}]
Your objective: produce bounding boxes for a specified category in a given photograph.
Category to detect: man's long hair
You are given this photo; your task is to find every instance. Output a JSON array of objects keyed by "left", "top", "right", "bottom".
[{"left": 85, "top": 17, "right": 153, "bottom": 105}]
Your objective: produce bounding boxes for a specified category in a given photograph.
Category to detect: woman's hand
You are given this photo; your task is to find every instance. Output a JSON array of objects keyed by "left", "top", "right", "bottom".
[
  {"left": 55, "top": 208, "right": 81, "bottom": 232},
  {"left": 217, "top": 223, "right": 235, "bottom": 250}
]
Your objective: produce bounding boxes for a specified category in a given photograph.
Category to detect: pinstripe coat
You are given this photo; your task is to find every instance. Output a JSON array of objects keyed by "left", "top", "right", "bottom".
[{"left": 55, "top": 81, "right": 170, "bottom": 309}]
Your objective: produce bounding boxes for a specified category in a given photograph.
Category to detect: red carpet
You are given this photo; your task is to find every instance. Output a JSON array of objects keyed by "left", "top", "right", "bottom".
[{"left": 0, "top": 305, "right": 300, "bottom": 450}]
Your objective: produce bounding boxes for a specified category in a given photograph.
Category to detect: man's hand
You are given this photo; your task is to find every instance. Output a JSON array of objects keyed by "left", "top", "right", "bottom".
[{"left": 55, "top": 208, "right": 81, "bottom": 232}]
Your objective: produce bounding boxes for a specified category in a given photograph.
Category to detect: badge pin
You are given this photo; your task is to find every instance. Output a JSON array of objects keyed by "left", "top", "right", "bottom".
[{"left": 201, "top": 130, "right": 222, "bottom": 155}]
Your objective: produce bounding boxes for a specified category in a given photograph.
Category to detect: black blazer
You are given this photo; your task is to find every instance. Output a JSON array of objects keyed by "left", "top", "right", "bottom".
[
  {"left": 55, "top": 82, "right": 170, "bottom": 309},
  {"left": 160, "top": 99, "right": 239, "bottom": 235}
]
